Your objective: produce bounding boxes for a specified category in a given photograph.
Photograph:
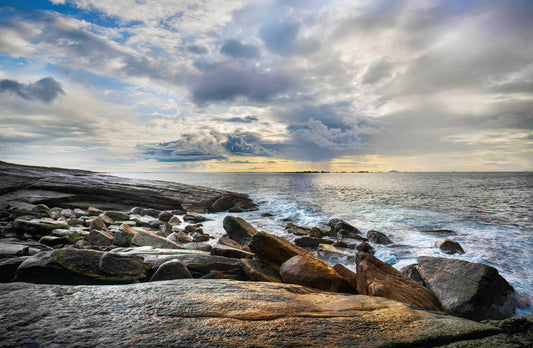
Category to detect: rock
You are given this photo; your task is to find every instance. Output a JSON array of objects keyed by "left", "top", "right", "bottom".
[
  {"left": 0, "top": 279, "right": 508, "bottom": 347},
  {"left": 285, "top": 222, "right": 310, "bottom": 236},
  {"left": 317, "top": 243, "right": 355, "bottom": 262},
  {"left": 309, "top": 227, "right": 324, "bottom": 238},
  {"left": 86, "top": 229, "right": 114, "bottom": 246},
  {"left": 157, "top": 222, "right": 172, "bottom": 236},
  {"left": 183, "top": 224, "right": 199, "bottom": 233},
  {"left": 183, "top": 214, "right": 210, "bottom": 223},
  {"left": 67, "top": 218, "right": 84, "bottom": 226},
  {"left": 240, "top": 259, "right": 282, "bottom": 283},
  {"left": 356, "top": 241, "right": 375, "bottom": 255},
  {"left": 128, "top": 207, "right": 142, "bottom": 215},
  {"left": 261, "top": 212, "right": 274, "bottom": 217},
  {"left": 420, "top": 229, "right": 458, "bottom": 236},
  {"left": 87, "top": 206, "right": 102, "bottom": 216},
  {"left": 0, "top": 256, "right": 29, "bottom": 282},
  {"left": 131, "top": 229, "right": 183, "bottom": 249},
  {"left": 31, "top": 204, "right": 51, "bottom": 218},
  {"left": 168, "top": 216, "right": 181, "bottom": 225},
  {"left": 222, "top": 216, "right": 258, "bottom": 246},
  {"left": 89, "top": 216, "right": 108, "bottom": 230},
  {"left": 12, "top": 218, "right": 69, "bottom": 237},
  {"left": 366, "top": 230, "right": 393, "bottom": 245},
  {"left": 113, "top": 229, "right": 131, "bottom": 247},
  {"left": 0, "top": 241, "right": 44, "bottom": 259},
  {"left": 356, "top": 252, "right": 442, "bottom": 311},
  {"left": 132, "top": 215, "right": 161, "bottom": 228},
  {"left": 192, "top": 232, "right": 210, "bottom": 243},
  {"left": 328, "top": 218, "right": 361, "bottom": 236},
  {"left": 333, "top": 263, "right": 358, "bottom": 290},
  {"left": 61, "top": 209, "right": 75, "bottom": 219},
  {"left": 417, "top": 256, "right": 516, "bottom": 321},
  {"left": 73, "top": 208, "right": 87, "bottom": 217},
  {"left": 149, "top": 259, "right": 192, "bottom": 281},
  {"left": 157, "top": 211, "right": 173, "bottom": 222},
  {"left": 400, "top": 264, "right": 425, "bottom": 286},
  {"left": 294, "top": 236, "right": 333, "bottom": 248},
  {"left": 435, "top": 238, "right": 465, "bottom": 254},
  {"left": 280, "top": 255, "right": 355, "bottom": 293},
  {"left": 248, "top": 231, "right": 309, "bottom": 267},
  {"left": 182, "top": 243, "right": 212, "bottom": 252},
  {"left": 38, "top": 236, "right": 67, "bottom": 247},
  {"left": 210, "top": 244, "right": 254, "bottom": 259},
  {"left": 207, "top": 196, "right": 235, "bottom": 213},
  {"left": 174, "top": 231, "right": 192, "bottom": 243},
  {"left": 140, "top": 208, "right": 160, "bottom": 217},
  {"left": 217, "top": 236, "right": 242, "bottom": 249},
  {"left": 104, "top": 211, "right": 130, "bottom": 221},
  {"left": 332, "top": 240, "right": 356, "bottom": 249},
  {"left": 14, "top": 248, "right": 150, "bottom": 284}
]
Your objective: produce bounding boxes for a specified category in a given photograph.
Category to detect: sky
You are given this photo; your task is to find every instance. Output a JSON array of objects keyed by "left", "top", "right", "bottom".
[{"left": 0, "top": 0, "right": 532, "bottom": 172}]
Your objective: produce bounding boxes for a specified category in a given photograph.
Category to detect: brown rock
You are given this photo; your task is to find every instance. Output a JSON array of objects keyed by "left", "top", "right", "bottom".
[
  {"left": 240, "top": 259, "right": 282, "bottom": 283},
  {"left": 217, "top": 236, "right": 242, "bottom": 250},
  {"left": 356, "top": 252, "right": 442, "bottom": 311},
  {"left": 333, "top": 263, "right": 358, "bottom": 291},
  {"left": 86, "top": 230, "right": 114, "bottom": 246},
  {"left": 280, "top": 255, "right": 355, "bottom": 293},
  {"left": 222, "top": 216, "right": 258, "bottom": 245},
  {"left": 248, "top": 231, "right": 309, "bottom": 266},
  {"left": 435, "top": 238, "right": 465, "bottom": 255},
  {"left": 131, "top": 229, "right": 183, "bottom": 249},
  {"left": 210, "top": 244, "right": 254, "bottom": 259}
]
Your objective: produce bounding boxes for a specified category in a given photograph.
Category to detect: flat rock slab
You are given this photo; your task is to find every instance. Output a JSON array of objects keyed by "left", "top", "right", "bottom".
[{"left": 0, "top": 280, "right": 505, "bottom": 347}]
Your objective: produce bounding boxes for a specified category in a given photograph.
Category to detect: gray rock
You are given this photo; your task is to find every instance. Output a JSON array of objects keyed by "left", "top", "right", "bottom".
[
  {"left": 294, "top": 236, "right": 334, "bottom": 248},
  {"left": 88, "top": 216, "right": 108, "bottom": 230},
  {"left": 0, "top": 241, "right": 45, "bottom": 259},
  {"left": 400, "top": 264, "right": 425, "bottom": 286},
  {"left": 73, "top": 208, "right": 87, "bottom": 217},
  {"left": 435, "top": 238, "right": 465, "bottom": 254},
  {"left": 12, "top": 218, "right": 69, "bottom": 237},
  {"left": 67, "top": 218, "right": 84, "bottom": 226},
  {"left": 104, "top": 211, "right": 130, "bottom": 221},
  {"left": 356, "top": 241, "right": 375, "bottom": 255},
  {"left": 328, "top": 218, "right": 361, "bottom": 236},
  {"left": 38, "top": 235, "right": 67, "bottom": 247},
  {"left": 113, "top": 229, "right": 131, "bottom": 247},
  {"left": 132, "top": 215, "right": 161, "bottom": 228},
  {"left": 182, "top": 243, "right": 212, "bottom": 252},
  {"left": 32, "top": 204, "right": 51, "bottom": 218},
  {"left": 86, "top": 229, "right": 114, "bottom": 246},
  {"left": 240, "top": 259, "right": 281, "bottom": 282},
  {"left": 207, "top": 196, "right": 235, "bottom": 213},
  {"left": 140, "top": 208, "right": 160, "bottom": 217},
  {"left": 61, "top": 209, "right": 75, "bottom": 219},
  {"left": 0, "top": 256, "right": 29, "bottom": 282},
  {"left": 222, "top": 216, "right": 258, "bottom": 245},
  {"left": 168, "top": 216, "right": 182, "bottom": 225},
  {"left": 157, "top": 211, "right": 173, "bottom": 222},
  {"left": 98, "top": 252, "right": 148, "bottom": 276},
  {"left": 417, "top": 256, "right": 516, "bottom": 320},
  {"left": 0, "top": 280, "right": 511, "bottom": 347},
  {"left": 366, "top": 230, "right": 393, "bottom": 245},
  {"left": 183, "top": 213, "right": 210, "bottom": 223},
  {"left": 149, "top": 260, "right": 192, "bottom": 281},
  {"left": 210, "top": 244, "right": 254, "bottom": 259},
  {"left": 131, "top": 229, "right": 183, "bottom": 249}
]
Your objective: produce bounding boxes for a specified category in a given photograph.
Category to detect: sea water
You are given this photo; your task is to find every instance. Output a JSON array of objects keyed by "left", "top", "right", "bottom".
[{"left": 111, "top": 171, "right": 533, "bottom": 315}]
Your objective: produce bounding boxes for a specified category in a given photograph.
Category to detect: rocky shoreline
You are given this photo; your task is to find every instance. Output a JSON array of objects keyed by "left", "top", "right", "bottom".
[{"left": 0, "top": 161, "right": 531, "bottom": 347}]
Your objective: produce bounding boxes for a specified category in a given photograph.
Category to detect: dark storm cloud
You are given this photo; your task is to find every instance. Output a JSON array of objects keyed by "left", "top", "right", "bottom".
[
  {"left": 138, "top": 129, "right": 273, "bottom": 162},
  {"left": 212, "top": 115, "right": 258, "bottom": 123},
  {"left": 220, "top": 39, "right": 259, "bottom": 58},
  {"left": 191, "top": 65, "right": 290, "bottom": 104},
  {"left": 0, "top": 77, "right": 65, "bottom": 102}
]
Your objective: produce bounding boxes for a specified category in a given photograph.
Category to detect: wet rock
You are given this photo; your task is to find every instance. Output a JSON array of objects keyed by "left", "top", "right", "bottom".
[
  {"left": 32, "top": 204, "right": 51, "bottom": 218},
  {"left": 317, "top": 243, "right": 355, "bottom": 262},
  {"left": 104, "top": 211, "right": 130, "bottom": 221},
  {"left": 61, "top": 209, "right": 75, "bottom": 219},
  {"left": 309, "top": 227, "right": 324, "bottom": 238},
  {"left": 157, "top": 211, "right": 173, "bottom": 222},
  {"left": 417, "top": 256, "right": 516, "bottom": 320},
  {"left": 168, "top": 216, "right": 181, "bottom": 225},
  {"left": 0, "top": 256, "right": 29, "bottom": 282},
  {"left": 356, "top": 252, "right": 442, "bottom": 311},
  {"left": 86, "top": 229, "right": 114, "bottom": 246},
  {"left": 333, "top": 263, "right": 358, "bottom": 291},
  {"left": 332, "top": 240, "right": 356, "bottom": 249},
  {"left": 280, "top": 255, "right": 355, "bottom": 293},
  {"left": 140, "top": 208, "right": 160, "bottom": 217},
  {"left": 183, "top": 214, "right": 210, "bottom": 223},
  {"left": 294, "top": 236, "right": 334, "bottom": 248},
  {"left": 87, "top": 206, "right": 102, "bottom": 216},
  {"left": 400, "top": 263, "right": 425, "bottom": 286},
  {"left": 149, "top": 259, "right": 192, "bottom": 281},
  {"left": 217, "top": 236, "right": 242, "bottom": 249},
  {"left": 210, "top": 244, "right": 254, "bottom": 259},
  {"left": 248, "top": 231, "right": 309, "bottom": 267},
  {"left": 240, "top": 259, "right": 282, "bottom": 282},
  {"left": 12, "top": 218, "right": 69, "bottom": 237},
  {"left": 192, "top": 232, "right": 210, "bottom": 243},
  {"left": 328, "top": 218, "right": 361, "bottom": 237},
  {"left": 356, "top": 241, "right": 375, "bottom": 255},
  {"left": 89, "top": 216, "right": 108, "bottom": 230},
  {"left": 131, "top": 229, "right": 183, "bottom": 249},
  {"left": 157, "top": 222, "right": 172, "bottom": 237},
  {"left": 132, "top": 215, "right": 161, "bottom": 229},
  {"left": 366, "top": 230, "right": 393, "bottom": 245},
  {"left": 14, "top": 248, "right": 150, "bottom": 284},
  {"left": 285, "top": 222, "right": 310, "bottom": 236},
  {"left": 222, "top": 216, "right": 258, "bottom": 246},
  {"left": 420, "top": 229, "right": 458, "bottom": 236},
  {"left": 435, "top": 238, "right": 465, "bottom": 255},
  {"left": 208, "top": 196, "right": 235, "bottom": 213}
]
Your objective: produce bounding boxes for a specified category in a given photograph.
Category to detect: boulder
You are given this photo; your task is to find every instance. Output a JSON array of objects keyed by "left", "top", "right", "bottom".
[
  {"left": 104, "top": 211, "right": 130, "bottom": 221},
  {"left": 217, "top": 236, "right": 242, "bottom": 249},
  {"left": 12, "top": 218, "right": 69, "bottom": 237},
  {"left": 86, "top": 229, "right": 114, "bottom": 246},
  {"left": 285, "top": 222, "right": 310, "bottom": 236},
  {"left": 0, "top": 256, "right": 29, "bottom": 282},
  {"left": 356, "top": 241, "right": 375, "bottom": 255},
  {"left": 192, "top": 232, "right": 210, "bottom": 242},
  {"left": 366, "top": 230, "right": 393, "bottom": 245},
  {"left": 317, "top": 243, "right": 355, "bottom": 262},
  {"left": 356, "top": 252, "right": 442, "bottom": 311},
  {"left": 294, "top": 236, "right": 333, "bottom": 248},
  {"left": 168, "top": 216, "right": 182, "bottom": 225},
  {"left": 149, "top": 259, "right": 192, "bottom": 281},
  {"left": 328, "top": 218, "right": 361, "bottom": 237},
  {"left": 333, "top": 263, "right": 358, "bottom": 291},
  {"left": 87, "top": 206, "right": 102, "bottom": 216},
  {"left": 222, "top": 216, "right": 258, "bottom": 246},
  {"left": 280, "top": 255, "right": 355, "bottom": 293},
  {"left": 210, "top": 244, "right": 254, "bottom": 259},
  {"left": 171, "top": 231, "right": 192, "bottom": 243},
  {"left": 240, "top": 259, "right": 282, "bottom": 283},
  {"left": 14, "top": 248, "right": 150, "bottom": 284},
  {"left": 207, "top": 196, "right": 235, "bottom": 213},
  {"left": 157, "top": 211, "right": 173, "bottom": 222},
  {"left": 132, "top": 215, "right": 161, "bottom": 229},
  {"left": 435, "top": 238, "right": 465, "bottom": 254},
  {"left": 183, "top": 214, "right": 210, "bottom": 223},
  {"left": 248, "top": 231, "right": 309, "bottom": 267},
  {"left": 131, "top": 229, "right": 183, "bottom": 249},
  {"left": 0, "top": 241, "right": 44, "bottom": 259},
  {"left": 38, "top": 235, "right": 68, "bottom": 247},
  {"left": 417, "top": 256, "right": 516, "bottom": 321},
  {"left": 400, "top": 264, "right": 425, "bottom": 286},
  {"left": 89, "top": 216, "right": 108, "bottom": 230}
]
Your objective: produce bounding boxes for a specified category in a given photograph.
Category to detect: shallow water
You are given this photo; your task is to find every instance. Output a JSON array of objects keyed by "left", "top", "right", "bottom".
[{"left": 111, "top": 171, "right": 533, "bottom": 315}]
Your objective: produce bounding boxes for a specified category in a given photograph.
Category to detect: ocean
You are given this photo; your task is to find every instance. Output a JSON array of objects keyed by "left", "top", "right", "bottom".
[{"left": 111, "top": 171, "right": 533, "bottom": 315}]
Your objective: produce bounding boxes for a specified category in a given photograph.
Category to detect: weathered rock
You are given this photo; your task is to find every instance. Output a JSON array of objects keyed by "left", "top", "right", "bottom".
[
  {"left": 207, "top": 195, "right": 235, "bottom": 213},
  {"left": 192, "top": 232, "right": 210, "bottom": 242},
  {"left": 32, "top": 204, "right": 51, "bottom": 218},
  {"left": 294, "top": 236, "right": 333, "bottom": 248},
  {"left": 87, "top": 206, "right": 102, "bottom": 216},
  {"left": 104, "top": 211, "right": 130, "bottom": 221},
  {"left": 131, "top": 229, "right": 183, "bottom": 249},
  {"left": 328, "top": 218, "right": 361, "bottom": 236},
  {"left": 157, "top": 222, "right": 172, "bottom": 236},
  {"left": 285, "top": 222, "right": 310, "bottom": 236},
  {"left": 400, "top": 263, "right": 425, "bottom": 286},
  {"left": 88, "top": 216, "right": 108, "bottom": 230},
  {"left": 218, "top": 236, "right": 242, "bottom": 249},
  {"left": 67, "top": 218, "right": 84, "bottom": 226},
  {"left": 210, "top": 244, "right": 254, "bottom": 259},
  {"left": 280, "top": 255, "right": 356, "bottom": 293},
  {"left": 317, "top": 243, "right": 355, "bottom": 262},
  {"left": 435, "top": 238, "right": 465, "bottom": 254},
  {"left": 248, "top": 231, "right": 309, "bottom": 267},
  {"left": 222, "top": 216, "right": 258, "bottom": 245},
  {"left": 168, "top": 215, "right": 181, "bottom": 225},
  {"left": 12, "top": 218, "right": 69, "bottom": 237},
  {"left": 0, "top": 241, "right": 44, "bottom": 259},
  {"left": 366, "top": 230, "right": 393, "bottom": 245},
  {"left": 157, "top": 211, "right": 173, "bottom": 222},
  {"left": 113, "top": 229, "right": 131, "bottom": 247},
  {"left": 132, "top": 215, "right": 161, "bottom": 228},
  {"left": 38, "top": 235, "right": 67, "bottom": 247},
  {"left": 0, "top": 256, "right": 29, "bottom": 282},
  {"left": 73, "top": 208, "right": 87, "bottom": 217},
  {"left": 173, "top": 231, "right": 192, "bottom": 243},
  {"left": 86, "top": 229, "right": 114, "bottom": 246},
  {"left": 356, "top": 252, "right": 442, "bottom": 311},
  {"left": 356, "top": 241, "right": 375, "bottom": 255},
  {"left": 60, "top": 209, "right": 75, "bottom": 219},
  {"left": 14, "top": 248, "right": 150, "bottom": 284},
  {"left": 149, "top": 259, "right": 192, "bottom": 281},
  {"left": 333, "top": 264, "right": 357, "bottom": 290},
  {"left": 183, "top": 213, "right": 210, "bottom": 223},
  {"left": 240, "top": 259, "right": 282, "bottom": 283},
  {"left": 417, "top": 256, "right": 516, "bottom": 320},
  {"left": 0, "top": 279, "right": 509, "bottom": 347},
  {"left": 309, "top": 227, "right": 324, "bottom": 238}
]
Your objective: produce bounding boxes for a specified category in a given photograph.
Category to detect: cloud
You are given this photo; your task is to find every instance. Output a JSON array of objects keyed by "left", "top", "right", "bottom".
[
  {"left": 0, "top": 77, "right": 65, "bottom": 102},
  {"left": 362, "top": 60, "right": 394, "bottom": 84},
  {"left": 289, "top": 119, "right": 361, "bottom": 151},
  {"left": 184, "top": 44, "right": 209, "bottom": 55},
  {"left": 220, "top": 39, "right": 259, "bottom": 58},
  {"left": 212, "top": 115, "right": 258, "bottom": 123}
]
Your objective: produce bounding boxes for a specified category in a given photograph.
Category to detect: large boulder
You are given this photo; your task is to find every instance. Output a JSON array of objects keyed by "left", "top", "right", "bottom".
[
  {"left": 222, "top": 216, "right": 258, "bottom": 245},
  {"left": 327, "top": 218, "right": 361, "bottom": 237},
  {"left": 240, "top": 259, "right": 282, "bottom": 283},
  {"left": 435, "top": 238, "right": 465, "bottom": 255},
  {"left": 356, "top": 252, "right": 442, "bottom": 311},
  {"left": 131, "top": 229, "right": 183, "bottom": 249},
  {"left": 210, "top": 244, "right": 254, "bottom": 259},
  {"left": 248, "top": 231, "right": 309, "bottom": 267},
  {"left": 14, "top": 248, "right": 151, "bottom": 284},
  {"left": 149, "top": 260, "right": 192, "bottom": 281},
  {"left": 86, "top": 229, "right": 114, "bottom": 246},
  {"left": 294, "top": 236, "right": 333, "bottom": 248},
  {"left": 366, "top": 230, "right": 393, "bottom": 245},
  {"left": 417, "top": 256, "right": 516, "bottom": 321},
  {"left": 280, "top": 255, "right": 355, "bottom": 293},
  {"left": 11, "top": 218, "right": 69, "bottom": 237}
]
